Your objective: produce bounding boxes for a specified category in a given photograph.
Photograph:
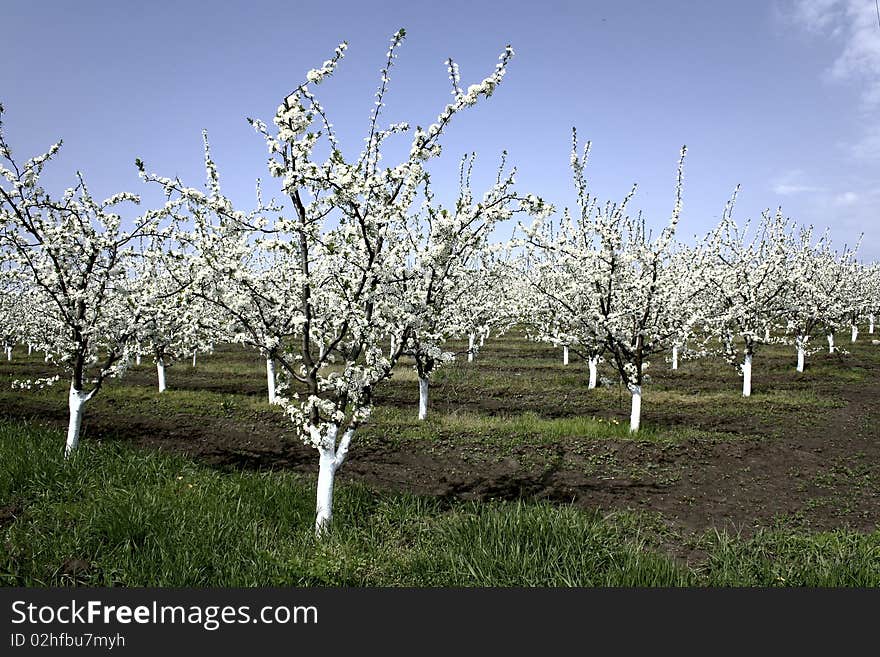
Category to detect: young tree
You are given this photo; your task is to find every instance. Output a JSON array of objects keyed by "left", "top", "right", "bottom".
[
  {"left": 138, "top": 152, "right": 296, "bottom": 403},
  {"left": 141, "top": 31, "right": 524, "bottom": 532},
  {"left": 522, "top": 129, "right": 690, "bottom": 431},
  {"left": 779, "top": 226, "right": 854, "bottom": 372},
  {"left": 133, "top": 251, "right": 208, "bottom": 392},
  {"left": 392, "top": 152, "right": 546, "bottom": 420},
  {"left": 0, "top": 104, "right": 168, "bottom": 456},
  {"left": 700, "top": 193, "right": 791, "bottom": 397},
  {"left": 518, "top": 206, "right": 607, "bottom": 389}
]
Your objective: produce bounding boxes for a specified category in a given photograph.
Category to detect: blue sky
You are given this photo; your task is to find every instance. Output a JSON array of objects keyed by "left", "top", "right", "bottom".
[{"left": 3, "top": 0, "right": 878, "bottom": 258}]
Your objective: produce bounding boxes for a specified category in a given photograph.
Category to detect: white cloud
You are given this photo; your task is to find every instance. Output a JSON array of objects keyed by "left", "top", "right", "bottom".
[
  {"left": 791, "top": 0, "right": 845, "bottom": 33},
  {"left": 790, "top": 0, "right": 880, "bottom": 109},
  {"left": 773, "top": 183, "right": 823, "bottom": 195},
  {"left": 771, "top": 169, "right": 825, "bottom": 195},
  {"left": 833, "top": 190, "right": 860, "bottom": 204}
]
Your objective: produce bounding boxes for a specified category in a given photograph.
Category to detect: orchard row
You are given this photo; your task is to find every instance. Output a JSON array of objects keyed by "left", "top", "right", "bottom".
[{"left": 1, "top": 31, "right": 876, "bottom": 532}]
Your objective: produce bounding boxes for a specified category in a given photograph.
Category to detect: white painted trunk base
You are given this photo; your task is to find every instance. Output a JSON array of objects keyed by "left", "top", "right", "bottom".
[
  {"left": 468, "top": 333, "right": 475, "bottom": 362},
  {"left": 315, "top": 445, "right": 337, "bottom": 535},
  {"left": 5, "top": 345, "right": 11, "bottom": 361},
  {"left": 588, "top": 357, "right": 598, "bottom": 389},
  {"left": 192, "top": 351, "right": 197, "bottom": 367},
  {"left": 796, "top": 345, "right": 805, "bottom": 373},
  {"left": 65, "top": 386, "right": 89, "bottom": 458},
  {"left": 870, "top": 315, "right": 875, "bottom": 334},
  {"left": 672, "top": 345, "right": 679, "bottom": 370},
  {"left": 157, "top": 359, "right": 167, "bottom": 393},
  {"left": 27, "top": 344, "right": 32, "bottom": 355},
  {"left": 563, "top": 346, "right": 569, "bottom": 366},
  {"left": 742, "top": 354, "right": 753, "bottom": 397},
  {"left": 827, "top": 334, "right": 834, "bottom": 354},
  {"left": 418, "top": 377, "right": 429, "bottom": 420},
  {"left": 851, "top": 325, "right": 859, "bottom": 343},
  {"left": 313, "top": 425, "right": 356, "bottom": 535},
  {"left": 266, "top": 357, "right": 277, "bottom": 405},
  {"left": 628, "top": 385, "right": 642, "bottom": 433},
  {"left": 136, "top": 353, "right": 142, "bottom": 366}
]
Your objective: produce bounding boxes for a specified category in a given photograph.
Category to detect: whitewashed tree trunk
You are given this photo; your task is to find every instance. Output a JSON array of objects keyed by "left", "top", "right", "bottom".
[
  {"left": 5, "top": 345, "right": 11, "bottom": 361},
  {"left": 418, "top": 376, "right": 429, "bottom": 420},
  {"left": 671, "top": 345, "right": 679, "bottom": 370},
  {"left": 266, "top": 357, "right": 277, "bottom": 405},
  {"left": 563, "top": 345, "right": 569, "bottom": 366},
  {"left": 390, "top": 335, "right": 395, "bottom": 354},
  {"left": 192, "top": 350, "right": 197, "bottom": 367},
  {"left": 796, "top": 342, "right": 805, "bottom": 373},
  {"left": 628, "top": 384, "right": 642, "bottom": 433},
  {"left": 27, "top": 344, "right": 32, "bottom": 356},
  {"left": 157, "top": 359, "right": 167, "bottom": 392},
  {"left": 136, "top": 352, "right": 142, "bottom": 366},
  {"left": 480, "top": 333, "right": 485, "bottom": 347},
  {"left": 869, "top": 315, "right": 875, "bottom": 334},
  {"left": 851, "top": 325, "right": 858, "bottom": 343},
  {"left": 315, "top": 442, "right": 337, "bottom": 536},
  {"left": 764, "top": 327, "right": 770, "bottom": 342},
  {"left": 588, "top": 356, "right": 598, "bottom": 389},
  {"left": 65, "top": 385, "right": 90, "bottom": 458},
  {"left": 313, "top": 424, "right": 355, "bottom": 535},
  {"left": 827, "top": 333, "right": 834, "bottom": 353},
  {"left": 742, "top": 353, "right": 753, "bottom": 397},
  {"left": 468, "top": 333, "right": 475, "bottom": 362}
]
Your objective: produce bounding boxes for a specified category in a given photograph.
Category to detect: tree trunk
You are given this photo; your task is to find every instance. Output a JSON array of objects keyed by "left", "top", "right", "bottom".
[
  {"left": 796, "top": 343, "right": 805, "bottom": 373},
  {"left": 315, "top": 442, "right": 337, "bottom": 536},
  {"left": 27, "top": 344, "right": 32, "bottom": 356},
  {"left": 313, "top": 424, "right": 355, "bottom": 535},
  {"left": 742, "top": 353, "right": 753, "bottom": 397},
  {"left": 563, "top": 345, "right": 569, "bottom": 366},
  {"left": 157, "top": 359, "right": 167, "bottom": 393},
  {"left": 851, "top": 325, "right": 858, "bottom": 343},
  {"left": 588, "top": 356, "right": 598, "bottom": 389},
  {"left": 192, "top": 350, "right": 197, "bottom": 367},
  {"left": 5, "top": 344, "right": 11, "bottom": 361},
  {"left": 468, "top": 333, "right": 475, "bottom": 362},
  {"left": 869, "top": 315, "right": 875, "bottom": 334},
  {"left": 418, "top": 376, "right": 429, "bottom": 420},
  {"left": 827, "top": 333, "right": 834, "bottom": 354},
  {"left": 628, "top": 384, "right": 642, "bottom": 433},
  {"left": 136, "top": 352, "right": 141, "bottom": 366},
  {"left": 672, "top": 345, "right": 679, "bottom": 370},
  {"left": 65, "top": 385, "right": 89, "bottom": 458},
  {"left": 764, "top": 327, "right": 770, "bottom": 342},
  {"left": 266, "top": 357, "right": 277, "bottom": 405}
]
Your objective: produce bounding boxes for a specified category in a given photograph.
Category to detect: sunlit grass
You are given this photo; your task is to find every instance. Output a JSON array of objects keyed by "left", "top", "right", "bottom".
[{"left": 2, "top": 419, "right": 877, "bottom": 587}]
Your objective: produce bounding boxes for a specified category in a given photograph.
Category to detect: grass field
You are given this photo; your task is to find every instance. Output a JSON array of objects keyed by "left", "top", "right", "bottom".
[{"left": 1, "top": 331, "right": 879, "bottom": 586}]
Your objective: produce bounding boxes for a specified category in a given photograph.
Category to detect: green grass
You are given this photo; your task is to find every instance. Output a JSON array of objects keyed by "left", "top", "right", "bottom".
[
  {"left": 2, "top": 420, "right": 878, "bottom": 587},
  {"left": 360, "top": 407, "right": 744, "bottom": 449}
]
